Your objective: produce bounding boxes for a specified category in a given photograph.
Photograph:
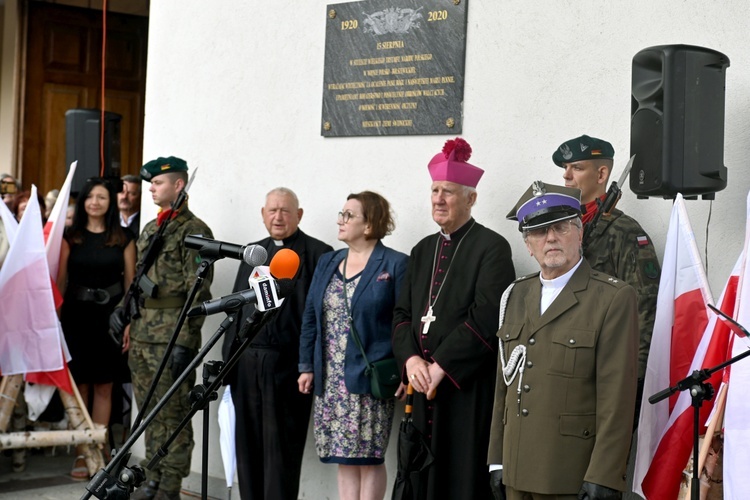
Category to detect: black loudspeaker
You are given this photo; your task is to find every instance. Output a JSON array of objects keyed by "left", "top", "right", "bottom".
[
  {"left": 65, "top": 109, "right": 122, "bottom": 195},
  {"left": 630, "top": 44, "right": 730, "bottom": 199}
]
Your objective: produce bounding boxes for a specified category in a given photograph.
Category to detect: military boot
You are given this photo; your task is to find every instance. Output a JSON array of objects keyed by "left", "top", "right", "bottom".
[{"left": 153, "top": 489, "right": 181, "bottom": 500}]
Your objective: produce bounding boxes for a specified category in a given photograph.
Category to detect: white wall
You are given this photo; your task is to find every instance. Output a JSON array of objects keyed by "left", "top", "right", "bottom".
[{"left": 142, "top": 1, "right": 750, "bottom": 497}]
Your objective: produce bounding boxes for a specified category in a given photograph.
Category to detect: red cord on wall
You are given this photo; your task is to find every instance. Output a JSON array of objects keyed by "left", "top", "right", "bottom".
[{"left": 100, "top": 0, "right": 108, "bottom": 177}]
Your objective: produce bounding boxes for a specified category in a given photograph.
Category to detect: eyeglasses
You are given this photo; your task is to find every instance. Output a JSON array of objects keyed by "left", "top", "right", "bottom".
[
  {"left": 525, "top": 219, "right": 579, "bottom": 240},
  {"left": 337, "top": 211, "right": 362, "bottom": 224}
]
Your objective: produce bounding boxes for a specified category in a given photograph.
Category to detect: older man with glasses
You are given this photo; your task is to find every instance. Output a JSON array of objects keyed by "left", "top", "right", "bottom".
[{"left": 488, "top": 181, "right": 638, "bottom": 500}]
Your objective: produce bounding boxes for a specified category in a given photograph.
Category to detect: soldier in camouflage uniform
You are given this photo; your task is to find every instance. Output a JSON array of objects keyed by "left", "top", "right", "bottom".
[
  {"left": 552, "top": 135, "right": 660, "bottom": 411},
  {"left": 129, "top": 157, "right": 213, "bottom": 500}
]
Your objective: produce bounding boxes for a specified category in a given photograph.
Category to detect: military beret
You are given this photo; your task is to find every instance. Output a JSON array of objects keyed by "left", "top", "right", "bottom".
[
  {"left": 140, "top": 156, "right": 188, "bottom": 182},
  {"left": 507, "top": 180, "right": 581, "bottom": 231},
  {"left": 552, "top": 135, "right": 615, "bottom": 167}
]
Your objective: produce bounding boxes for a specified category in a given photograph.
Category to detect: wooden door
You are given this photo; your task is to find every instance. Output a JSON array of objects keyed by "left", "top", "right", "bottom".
[{"left": 22, "top": 2, "right": 148, "bottom": 194}]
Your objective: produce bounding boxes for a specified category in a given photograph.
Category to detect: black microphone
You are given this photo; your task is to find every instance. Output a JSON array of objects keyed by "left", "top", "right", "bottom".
[
  {"left": 187, "top": 278, "right": 294, "bottom": 317},
  {"left": 184, "top": 235, "right": 268, "bottom": 267}
]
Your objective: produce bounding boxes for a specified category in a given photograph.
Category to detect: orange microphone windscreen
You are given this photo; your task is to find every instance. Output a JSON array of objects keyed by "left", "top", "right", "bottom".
[{"left": 269, "top": 248, "right": 300, "bottom": 279}]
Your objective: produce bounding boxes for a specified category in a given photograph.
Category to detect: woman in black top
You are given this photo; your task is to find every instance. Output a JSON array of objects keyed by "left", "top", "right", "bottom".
[{"left": 58, "top": 178, "right": 135, "bottom": 475}]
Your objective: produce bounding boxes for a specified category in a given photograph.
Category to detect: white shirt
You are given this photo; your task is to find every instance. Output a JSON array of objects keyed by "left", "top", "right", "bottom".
[
  {"left": 539, "top": 257, "right": 583, "bottom": 314},
  {"left": 120, "top": 212, "right": 138, "bottom": 228}
]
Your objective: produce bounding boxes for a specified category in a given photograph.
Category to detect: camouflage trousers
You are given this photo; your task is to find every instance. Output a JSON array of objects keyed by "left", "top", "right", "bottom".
[{"left": 129, "top": 340, "right": 196, "bottom": 492}]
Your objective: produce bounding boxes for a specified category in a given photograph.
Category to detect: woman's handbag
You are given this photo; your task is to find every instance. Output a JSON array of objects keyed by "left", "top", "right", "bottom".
[
  {"left": 364, "top": 357, "right": 401, "bottom": 399},
  {"left": 342, "top": 254, "right": 400, "bottom": 399}
]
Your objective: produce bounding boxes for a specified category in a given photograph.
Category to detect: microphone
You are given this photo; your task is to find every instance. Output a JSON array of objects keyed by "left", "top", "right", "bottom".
[
  {"left": 269, "top": 248, "right": 301, "bottom": 279},
  {"left": 185, "top": 235, "right": 268, "bottom": 267},
  {"left": 188, "top": 278, "right": 294, "bottom": 317},
  {"left": 187, "top": 248, "right": 302, "bottom": 317}
]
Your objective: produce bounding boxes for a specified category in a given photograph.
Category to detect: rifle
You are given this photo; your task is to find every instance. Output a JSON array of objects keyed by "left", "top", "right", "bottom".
[
  {"left": 109, "top": 168, "right": 199, "bottom": 346},
  {"left": 581, "top": 155, "right": 635, "bottom": 250}
]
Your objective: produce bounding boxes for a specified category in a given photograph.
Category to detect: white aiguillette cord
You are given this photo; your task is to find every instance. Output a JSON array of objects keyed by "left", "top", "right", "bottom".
[{"left": 498, "top": 283, "right": 527, "bottom": 416}]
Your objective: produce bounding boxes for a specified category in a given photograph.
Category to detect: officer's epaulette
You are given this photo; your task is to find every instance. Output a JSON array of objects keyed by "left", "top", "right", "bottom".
[
  {"left": 513, "top": 272, "right": 538, "bottom": 284},
  {"left": 590, "top": 271, "right": 626, "bottom": 287}
]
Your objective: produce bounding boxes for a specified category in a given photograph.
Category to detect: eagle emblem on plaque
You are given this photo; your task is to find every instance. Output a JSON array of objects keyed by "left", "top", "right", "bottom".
[{"left": 362, "top": 7, "right": 423, "bottom": 35}]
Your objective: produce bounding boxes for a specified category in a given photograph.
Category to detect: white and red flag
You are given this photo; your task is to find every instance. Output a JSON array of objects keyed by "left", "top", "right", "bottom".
[
  {"left": 24, "top": 163, "right": 78, "bottom": 397},
  {"left": 0, "top": 186, "right": 64, "bottom": 376},
  {"left": 633, "top": 193, "right": 733, "bottom": 499},
  {"left": 722, "top": 190, "right": 750, "bottom": 499},
  {"left": 44, "top": 160, "right": 76, "bottom": 298}
]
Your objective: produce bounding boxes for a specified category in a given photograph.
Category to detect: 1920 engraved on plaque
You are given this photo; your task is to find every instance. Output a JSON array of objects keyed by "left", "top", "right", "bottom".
[{"left": 321, "top": 0, "right": 469, "bottom": 137}]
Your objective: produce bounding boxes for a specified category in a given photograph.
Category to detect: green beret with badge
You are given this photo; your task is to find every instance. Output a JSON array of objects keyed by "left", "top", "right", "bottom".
[
  {"left": 552, "top": 135, "right": 615, "bottom": 167},
  {"left": 140, "top": 156, "right": 188, "bottom": 182}
]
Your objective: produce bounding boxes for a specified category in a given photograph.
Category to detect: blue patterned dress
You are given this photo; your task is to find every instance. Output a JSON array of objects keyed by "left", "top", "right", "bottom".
[{"left": 313, "top": 270, "right": 395, "bottom": 465}]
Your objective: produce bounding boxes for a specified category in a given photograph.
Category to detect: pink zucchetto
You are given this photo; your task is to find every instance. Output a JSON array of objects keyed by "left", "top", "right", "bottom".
[{"left": 427, "top": 137, "right": 484, "bottom": 188}]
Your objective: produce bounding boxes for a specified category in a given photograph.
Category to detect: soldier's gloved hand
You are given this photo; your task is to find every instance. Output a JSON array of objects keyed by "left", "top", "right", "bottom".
[
  {"left": 169, "top": 345, "right": 196, "bottom": 380},
  {"left": 577, "top": 481, "right": 620, "bottom": 500},
  {"left": 490, "top": 469, "right": 506, "bottom": 500},
  {"left": 109, "top": 307, "right": 130, "bottom": 346}
]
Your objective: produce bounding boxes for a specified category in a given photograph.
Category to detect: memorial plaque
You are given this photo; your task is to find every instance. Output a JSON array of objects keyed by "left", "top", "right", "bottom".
[{"left": 321, "top": 0, "right": 469, "bottom": 137}]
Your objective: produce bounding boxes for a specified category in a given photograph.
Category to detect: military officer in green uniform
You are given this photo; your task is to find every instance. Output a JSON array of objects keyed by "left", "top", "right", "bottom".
[
  {"left": 552, "top": 135, "right": 660, "bottom": 406},
  {"left": 129, "top": 156, "right": 213, "bottom": 500},
  {"left": 488, "top": 181, "right": 638, "bottom": 500}
]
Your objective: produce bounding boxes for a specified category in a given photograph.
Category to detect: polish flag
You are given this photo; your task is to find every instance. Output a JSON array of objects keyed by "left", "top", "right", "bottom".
[
  {"left": 0, "top": 186, "right": 64, "bottom": 376},
  {"left": 25, "top": 163, "right": 78, "bottom": 395},
  {"left": 633, "top": 194, "right": 731, "bottom": 499},
  {"left": 43, "top": 160, "right": 77, "bottom": 305},
  {"left": 723, "top": 190, "right": 750, "bottom": 499}
]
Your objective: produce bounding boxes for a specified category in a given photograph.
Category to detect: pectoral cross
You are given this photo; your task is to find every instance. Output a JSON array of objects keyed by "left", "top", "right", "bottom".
[{"left": 421, "top": 306, "right": 436, "bottom": 334}]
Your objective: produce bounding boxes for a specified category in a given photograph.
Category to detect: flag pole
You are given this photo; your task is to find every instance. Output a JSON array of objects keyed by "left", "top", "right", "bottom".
[
  {"left": 0, "top": 374, "right": 23, "bottom": 431},
  {"left": 697, "top": 382, "right": 726, "bottom": 477}
]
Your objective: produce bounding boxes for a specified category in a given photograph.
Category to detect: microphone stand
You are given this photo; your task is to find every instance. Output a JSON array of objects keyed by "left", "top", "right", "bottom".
[
  {"left": 145, "top": 308, "right": 279, "bottom": 500},
  {"left": 648, "top": 306, "right": 750, "bottom": 500},
  {"left": 80, "top": 253, "right": 217, "bottom": 500},
  {"left": 80, "top": 313, "right": 237, "bottom": 500},
  {"left": 80, "top": 306, "right": 280, "bottom": 499}
]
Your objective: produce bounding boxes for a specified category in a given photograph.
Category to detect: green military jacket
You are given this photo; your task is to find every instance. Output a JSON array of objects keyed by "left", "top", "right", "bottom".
[
  {"left": 488, "top": 260, "right": 638, "bottom": 494},
  {"left": 584, "top": 208, "right": 660, "bottom": 379},
  {"left": 130, "top": 208, "right": 213, "bottom": 351}
]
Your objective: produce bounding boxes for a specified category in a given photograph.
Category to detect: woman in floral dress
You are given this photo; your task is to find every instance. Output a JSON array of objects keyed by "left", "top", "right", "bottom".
[{"left": 298, "top": 191, "right": 407, "bottom": 500}]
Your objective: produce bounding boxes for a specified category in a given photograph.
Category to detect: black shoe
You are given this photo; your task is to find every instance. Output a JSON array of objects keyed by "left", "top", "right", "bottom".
[{"left": 131, "top": 480, "right": 159, "bottom": 500}]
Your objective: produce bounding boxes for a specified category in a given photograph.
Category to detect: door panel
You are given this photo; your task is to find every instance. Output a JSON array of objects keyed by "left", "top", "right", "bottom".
[
  {"left": 23, "top": 2, "right": 148, "bottom": 194},
  {"left": 104, "top": 90, "right": 143, "bottom": 178},
  {"left": 40, "top": 84, "right": 89, "bottom": 191}
]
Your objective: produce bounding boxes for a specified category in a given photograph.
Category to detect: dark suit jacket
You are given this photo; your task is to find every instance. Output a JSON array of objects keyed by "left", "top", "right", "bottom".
[
  {"left": 127, "top": 212, "right": 140, "bottom": 238},
  {"left": 488, "top": 259, "right": 638, "bottom": 494},
  {"left": 299, "top": 241, "right": 407, "bottom": 395},
  {"left": 221, "top": 229, "right": 332, "bottom": 376}
]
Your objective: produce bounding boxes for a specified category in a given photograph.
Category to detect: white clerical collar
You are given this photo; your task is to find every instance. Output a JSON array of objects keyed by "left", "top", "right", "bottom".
[
  {"left": 538, "top": 257, "right": 583, "bottom": 314},
  {"left": 439, "top": 218, "right": 475, "bottom": 241},
  {"left": 272, "top": 239, "right": 284, "bottom": 246}
]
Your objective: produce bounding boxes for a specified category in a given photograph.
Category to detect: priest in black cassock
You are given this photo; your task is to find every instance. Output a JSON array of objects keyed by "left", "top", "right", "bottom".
[
  {"left": 222, "top": 187, "right": 332, "bottom": 500},
  {"left": 392, "top": 138, "right": 516, "bottom": 500}
]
